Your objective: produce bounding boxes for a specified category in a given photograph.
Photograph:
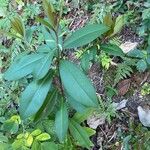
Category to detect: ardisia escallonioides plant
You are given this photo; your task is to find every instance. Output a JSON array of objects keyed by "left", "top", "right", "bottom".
[{"left": 3, "top": 0, "right": 109, "bottom": 148}]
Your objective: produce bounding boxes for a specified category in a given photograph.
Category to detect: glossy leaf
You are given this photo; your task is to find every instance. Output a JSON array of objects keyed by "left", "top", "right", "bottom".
[
  {"left": 19, "top": 72, "right": 53, "bottom": 119},
  {"left": 35, "top": 133, "right": 51, "bottom": 141},
  {"left": 64, "top": 24, "right": 109, "bottom": 49},
  {"left": 42, "top": 26, "right": 63, "bottom": 50},
  {"left": 69, "top": 119, "right": 93, "bottom": 149},
  {"left": 55, "top": 102, "right": 68, "bottom": 142},
  {"left": 4, "top": 54, "right": 45, "bottom": 81},
  {"left": 101, "top": 44, "right": 125, "bottom": 57},
  {"left": 37, "top": 44, "right": 51, "bottom": 53},
  {"left": 31, "top": 129, "right": 42, "bottom": 137},
  {"left": 26, "top": 134, "right": 33, "bottom": 147},
  {"left": 34, "top": 89, "right": 58, "bottom": 121},
  {"left": 66, "top": 94, "right": 87, "bottom": 113},
  {"left": 33, "top": 51, "right": 55, "bottom": 79},
  {"left": 60, "top": 60, "right": 98, "bottom": 107}
]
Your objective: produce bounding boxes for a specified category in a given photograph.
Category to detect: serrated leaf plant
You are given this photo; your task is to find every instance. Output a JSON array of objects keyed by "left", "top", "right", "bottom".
[{"left": 3, "top": 0, "right": 109, "bottom": 148}]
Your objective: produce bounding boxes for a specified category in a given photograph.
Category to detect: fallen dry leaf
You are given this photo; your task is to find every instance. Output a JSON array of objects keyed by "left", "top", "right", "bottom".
[
  {"left": 87, "top": 114, "right": 105, "bottom": 129},
  {"left": 117, "top": 79, "right": 131, "bottom": 96},
  {"left": 120, "top": 42, "right": 138, "bottom": 54}
]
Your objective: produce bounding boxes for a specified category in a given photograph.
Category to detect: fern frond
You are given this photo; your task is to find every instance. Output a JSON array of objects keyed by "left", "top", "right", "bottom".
[
  {"left": 109, "top": 37, "right": 122, "bottom": 46},
  {"left": 114, "top": 63, "right": 133, "bottom": 86}
]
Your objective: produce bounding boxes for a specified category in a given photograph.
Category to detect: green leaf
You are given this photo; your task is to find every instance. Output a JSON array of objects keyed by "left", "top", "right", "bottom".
[
  {"left": 42, "top": 0, "right": 56, "bottom": 28},
  {"left": 83, "top": 127, "right": 96, "bottom": 137},
  {"left": 35, "top": 133, "right": 51, "bottom": 141},
  {"left": 112, "top": 14, "right": 126, "bottom": 36},
  {"left": 148, "top": 35, "right": 150, "bottom": 46},
  {"left": 66, "top": 94, "right": 87, "bottom": 113},
  {"left": 60, "top": 60, "right": 98, "bottom": 107},
  {"left": 25, "top": 27, "right": 35, "bottom": 44},
  {"left": 72, "top": 109, "right": 94, "bottom": 123},
  {"left": 101, "top": 44, "right": 125, "bottom": 57},
  {"left": 11, "top": 16, "right": 25, "bottom": 37},
  {"left": 19, "top": 72, "right": 53, "bottom": 119},
  {"left": 0, "top": 143, "right": 12, "bottom": 150},
  {"left": 31, "top": 141, "right": 41, "bottom": 150},
  {"left": 64, "top": 24, "right": 109, "bottom": 49},
  {"left": 146, "top": 57, "right": 150, "bottom": 65},
  {"left": 31, "top": 129, "right": 42, "bottom": 137},
  {"left": 136, "top": 60, "right": 147, "bottom": 72},
  {"left": 36, "top": 17, "right": 53, "bottom": 29},
  {"left": 0, "top": 29, "right": 22, "bottom": 39},
  {"left": 2, "top": 120, "right": 19, "bottom": 134},
  {"left": 34, "top": 89, "right": 58, "bottom": 121},
  {"left": 37, "top": 44, "right": 51, "bottom": 53},
  {"left": 81, "top": 47, "right": 97, "bottom": 72},
  {"left": 4, "top": 54, "right": 45, "bottom": 81},
  {"left": 26, "top": 134, "right": 33, "bottom": 147},
  {"left": 41, "top": 142, "right": 58, "bottom": 150},
  {"left": 127, "top": 49, "right": 145, "bottom": 58},
  {"left": 69, "top": 119, "right": 93, "bottom": 149},
  {"left": 103, "top": 13, "right": 114, "bottom": 28},
  {"left": 42, "top": 26, "right": 63, "bottom": 50},
  {"left": 33, "top": 51, "right": 55, "bottom": 79},
  {"left": 0, "top": 133, "right": 8, "bottom": 143},
  {"left": 55, "top": 102, "right": 68, "bottom": 142}
]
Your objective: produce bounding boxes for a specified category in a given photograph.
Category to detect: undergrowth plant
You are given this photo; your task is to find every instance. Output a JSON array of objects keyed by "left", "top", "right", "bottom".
[{"left": 2, "top": 0, "right": 109, "bottom": 149}]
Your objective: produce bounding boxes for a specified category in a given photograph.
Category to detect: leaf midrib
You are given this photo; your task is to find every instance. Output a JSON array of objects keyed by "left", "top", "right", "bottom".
[
  {"left": 14, "top": 55, "right": 44, "bottom": 73},
  {"left": 70, "top": 120, "right": 90, "bottom": 147},
  {"left": 66, "top": 63, "right": 96, "bottom": 106},
  {"left": 64, "top": 26, "right": 106, "bottom": 47},
  {"left": 36, "top": 54, "right": 51, "bottom": 78},
  {"left": 24, "top": 74, "right": 50, "bottom": 117}
]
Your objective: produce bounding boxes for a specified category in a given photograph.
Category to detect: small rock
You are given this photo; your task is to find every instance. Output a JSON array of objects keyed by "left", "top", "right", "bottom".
[
  {"left": 113, "top": 99, "right": 128, "bottom": 110},
  {"left": 137, "top": 106, "right": 150, "bottom": 127}
]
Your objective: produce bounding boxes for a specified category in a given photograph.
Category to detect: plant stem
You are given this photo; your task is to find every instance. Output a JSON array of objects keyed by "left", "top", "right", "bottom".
[{"left": 54, "top": 30, "right": 64, "bottom": 96}]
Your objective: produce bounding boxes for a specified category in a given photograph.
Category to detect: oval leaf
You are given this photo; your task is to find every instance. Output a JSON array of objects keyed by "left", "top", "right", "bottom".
[
  {"left": 35, "top": 133, "right": 51, "bottom": 141},
  {"left": 69, "top": 119, "right": 93, "bottom": 149},
  {"left": 64, "top": 24, "right": 109, "bottom": 49},
  {"left": 60, "top": 60, "right": 98, "bottom": 107},
  {"left": 19, "top": 72, "right": 53, "bottom": 119},
  {"left": 101, "top": 44, "right": 125, "bottom": 57},
  {"left": 33, "top": 51, "right": 55, "bottom": 79},
  {"left": 34, "top": 89, "right": 58, "bottom": 121},
  {"left": 4, "top": 54, "right": 45, "bottom": 81},
  {"left": 55, "top": 102, "right": 68, "bottom": 142},
  {"left": 66, "top": 94, "right": 87, "bottom": 113}
]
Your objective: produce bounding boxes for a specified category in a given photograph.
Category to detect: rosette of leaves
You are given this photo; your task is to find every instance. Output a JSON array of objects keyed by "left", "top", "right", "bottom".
[{"left": 3, "top": 0, "right": 109, "bottom": 149}]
